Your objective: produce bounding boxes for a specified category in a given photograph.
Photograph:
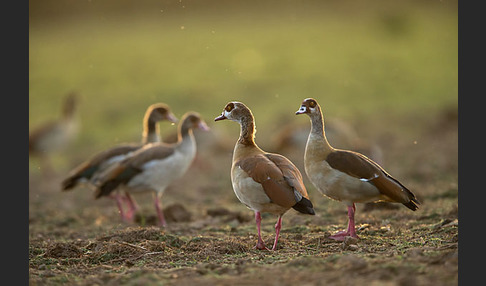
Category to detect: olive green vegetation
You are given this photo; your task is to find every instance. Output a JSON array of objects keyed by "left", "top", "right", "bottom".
[{"left": 29, "top": 0, "right": 457, "bottom": 171}]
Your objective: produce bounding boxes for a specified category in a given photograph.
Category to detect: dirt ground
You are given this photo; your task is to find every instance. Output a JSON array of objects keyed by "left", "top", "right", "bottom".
[{"left": 29, "top": 107, "right": 458, "bottom": 285}]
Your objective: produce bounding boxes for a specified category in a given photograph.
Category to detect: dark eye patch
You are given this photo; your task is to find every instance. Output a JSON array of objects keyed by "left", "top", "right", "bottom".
[
  {"left": 309, "top": 100, "right": 316, "bottom": 108},
  {"left": 225, "top": 102, "right": 234, "bottom": 112}
]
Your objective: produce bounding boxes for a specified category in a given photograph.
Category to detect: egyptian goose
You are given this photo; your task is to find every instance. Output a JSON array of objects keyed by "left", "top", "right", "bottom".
[
  {"left": 61, "top": 103, "right": 178, "bottom": 222},
  {"left": 215, "top": 101, "right": 315, "bottom": 251},
  {"left": 93, "top": 112, "right": 209, "bottom": 226},
  {"left": 29, "top": 92, "right": 80, "bottom": 176},
  {"left": 295, "top": 98, "right": 420, "bottom": 241}
]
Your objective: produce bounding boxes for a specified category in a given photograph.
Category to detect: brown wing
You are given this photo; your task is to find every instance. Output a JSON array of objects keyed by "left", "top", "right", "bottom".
[
  {"left": 94, "top": 163, "right": 142, "bottom": 198},
  {"left": 94, "top": 143, "right": 176, "bottom": 198},
  {"left": 87, "top": 144, "right": 142, "bottom": 166},
  {"left": 235, "top": 154, "right": 298, "bottom": 208},
  {"left": 326, "top": 150, "right": 380, "bottom": 180},
  {"left": 264, "top": 153, "right": 309, "bottom": 199},
  {"left": 326, "top": 150, "right": 419, "bottom": 209},
  {"left": 123, "top": 143, "right": 176, "bottom": 167},
  {"left": 62, "top": 144, "right": 141, "bottom": 190}
]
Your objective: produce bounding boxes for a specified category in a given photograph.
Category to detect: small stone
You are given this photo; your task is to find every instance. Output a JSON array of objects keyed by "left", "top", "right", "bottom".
[
  {"left": 341, "top": 236, "right": 360, "bottom": 251},
  {"left": 163, "top": 203, "right": 192, "bottom": 222},
  {"left": 343, "top": 236, "right": 359, "bottom": 245}
]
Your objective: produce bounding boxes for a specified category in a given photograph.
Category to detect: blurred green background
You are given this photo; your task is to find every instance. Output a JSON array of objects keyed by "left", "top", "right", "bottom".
[{"left": 29, "top": 0, "right": 457, "bottom": 173}]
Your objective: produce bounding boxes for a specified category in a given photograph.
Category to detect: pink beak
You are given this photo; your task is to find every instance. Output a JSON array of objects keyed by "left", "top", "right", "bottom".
[
  {"left": 214, "top": 113, "right": 227, "bottom": 121},
  {"left": 167, "top": 113, "right": 179, "bottom": 123},
  {"left": 198, "top": 121, "right": 211, "bottom": 131}
]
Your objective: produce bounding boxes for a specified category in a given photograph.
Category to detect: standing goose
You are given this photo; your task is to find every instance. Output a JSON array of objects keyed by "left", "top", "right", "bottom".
[
  {"left": 295, "top": 98, "right": 420, "bottom": 240},
  {"left": 29, "top": 92, "right": 80, "bottom": 176},
  {"left": 215, "top": 101, "right": 315, "bottom": 251},
  {"left": 61, "top": 103, "right": 178, "bottom": 222},
  {"left": 94, "top": 112, "right": 210, "bottom": 226}
]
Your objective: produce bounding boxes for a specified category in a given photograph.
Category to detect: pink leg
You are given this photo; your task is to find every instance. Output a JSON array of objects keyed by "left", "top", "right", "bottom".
[
  {"left": 271, "top": 215, "right": 283, "bottom": 251},
  {"left": 153, "top": 193, "right": 167, "bottom": 227},
  {"left": 123, "top": 192, "right": 138, "bottom": 221},
  {"left": 329, "top": 203, "right": 360, "bottom": 241},
  {"left": 347, "top": 204, "right": 359, "bottom": 238},
  {"left": 254, "top": 212, "right": 269, "bottom": 250},
  {"left": 110, "top": 192, "right": 129, "bottom": 222}
]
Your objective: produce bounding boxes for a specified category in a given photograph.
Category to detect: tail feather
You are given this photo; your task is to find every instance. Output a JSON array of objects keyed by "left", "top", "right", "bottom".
[
  {"left": 61, "top": 165, "right": 99, "bottom": 191},
  {"left": 292, "top": 197, "right": 315, "bottom": 215},
  {"left": 95, "top": 179, "right": 122, "bottom": 198},
  {"left": 370, "top": 171, "right": 421, "bottom": 212},
  {"left": 61, "top": 176, "right": 79, "bottom": 191}
]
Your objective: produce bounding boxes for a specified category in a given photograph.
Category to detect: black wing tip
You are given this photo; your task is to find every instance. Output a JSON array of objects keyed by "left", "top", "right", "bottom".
[
  {"left": 94, "top": 188, "right": 105, "bottom": 199},
  {"left": 61, "top": 167, "right": 97, "bottom": 191},
  {"left": 94, "top": 180, "right": 119, "bottom": 199},
  {"left": 61, "top": 178, "right": 76, "bottom": 191},
  {"left": 93, "top": 166, "right": 138, "bottom": 198},
  {"left": 403, "top": 198, "right": 421, "bottom": 211},
  {"left": 292, "top": 197, "right": 316, "bottom": 215}
]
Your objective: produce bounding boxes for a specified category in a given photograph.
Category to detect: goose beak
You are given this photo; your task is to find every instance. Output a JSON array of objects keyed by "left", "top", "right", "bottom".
[
  {"left": 295, "top": 105, "right": 307, "bottom": 115},
  {"left": 214, "top": 113, "right": 227, "bottom": 121},
  {"left": 167, "top": 113, "right": 179, "bottom": 123},
  {"left": 198, "top": 121, "right": 211, "bottom": 131}
]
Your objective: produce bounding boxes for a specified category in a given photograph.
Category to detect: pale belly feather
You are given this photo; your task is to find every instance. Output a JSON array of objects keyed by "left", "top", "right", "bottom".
[
  {"left": 306, "top": 160, "right": 384, "bottom": 204},
  {"left": 125, "top": 148, "right": 195, "bottom": 195},
  {"left": 231, "top": 165, "right": 288, "bottom": 214}
]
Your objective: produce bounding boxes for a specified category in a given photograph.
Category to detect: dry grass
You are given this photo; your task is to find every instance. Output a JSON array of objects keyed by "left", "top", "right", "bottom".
[{"left": 29, "top": 107, "right": 457, "bottom": 285}]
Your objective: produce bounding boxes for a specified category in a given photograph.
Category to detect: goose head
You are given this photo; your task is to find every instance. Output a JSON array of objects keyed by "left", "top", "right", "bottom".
[
  {"left": 62, "top": 92, "right": 79, "bottom": 118},
  {"left": 181, "top": 112, "right": 210, "bottom": 132},
  {"left": 146, "top": 103, "right": 178, "bottom": 124},
  {"left": 214, "top": 101, "right": 253, "bottom": 123},
  {"left": 295, "top": 98, "right": 321, "bottom": 117}
]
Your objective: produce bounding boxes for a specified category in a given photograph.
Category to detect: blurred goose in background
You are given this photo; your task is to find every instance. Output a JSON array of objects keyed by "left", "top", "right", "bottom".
[
  {"left": 29, "top": 92, "right": 80, "bottom": 177},
  {"left": 93, "top": 112, "right": 210, "bottom": 226},
  {"left": 295, "top": 98, "right": 420, "bottom": 241},
  {"left": 61, "top": 103, "right": 178, "bottom": 222},
  {"left": 215, "top": 101, "right": 315, "bottom": 251}
]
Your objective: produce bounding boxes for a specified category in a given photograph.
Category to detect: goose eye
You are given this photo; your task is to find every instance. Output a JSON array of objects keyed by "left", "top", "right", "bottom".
[
  {"left": 309, "top": 101, "right": 316, "bottom": 108},
  {"left": 225, "top": 103, "right": 234, "bottom": 112}
]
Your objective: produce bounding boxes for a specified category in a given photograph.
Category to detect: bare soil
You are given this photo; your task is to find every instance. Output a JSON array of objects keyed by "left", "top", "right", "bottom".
[{"left": 29, "top": 108, "right": 458, "bottom": 285}]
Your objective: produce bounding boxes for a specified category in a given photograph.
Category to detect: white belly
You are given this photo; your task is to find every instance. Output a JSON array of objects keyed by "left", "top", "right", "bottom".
[
  {"left": 126, "top": 148, "right": 195, "bottom": 195},
  {"left": 232, "top": 168, "right": 270, "bottom": 209}
]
